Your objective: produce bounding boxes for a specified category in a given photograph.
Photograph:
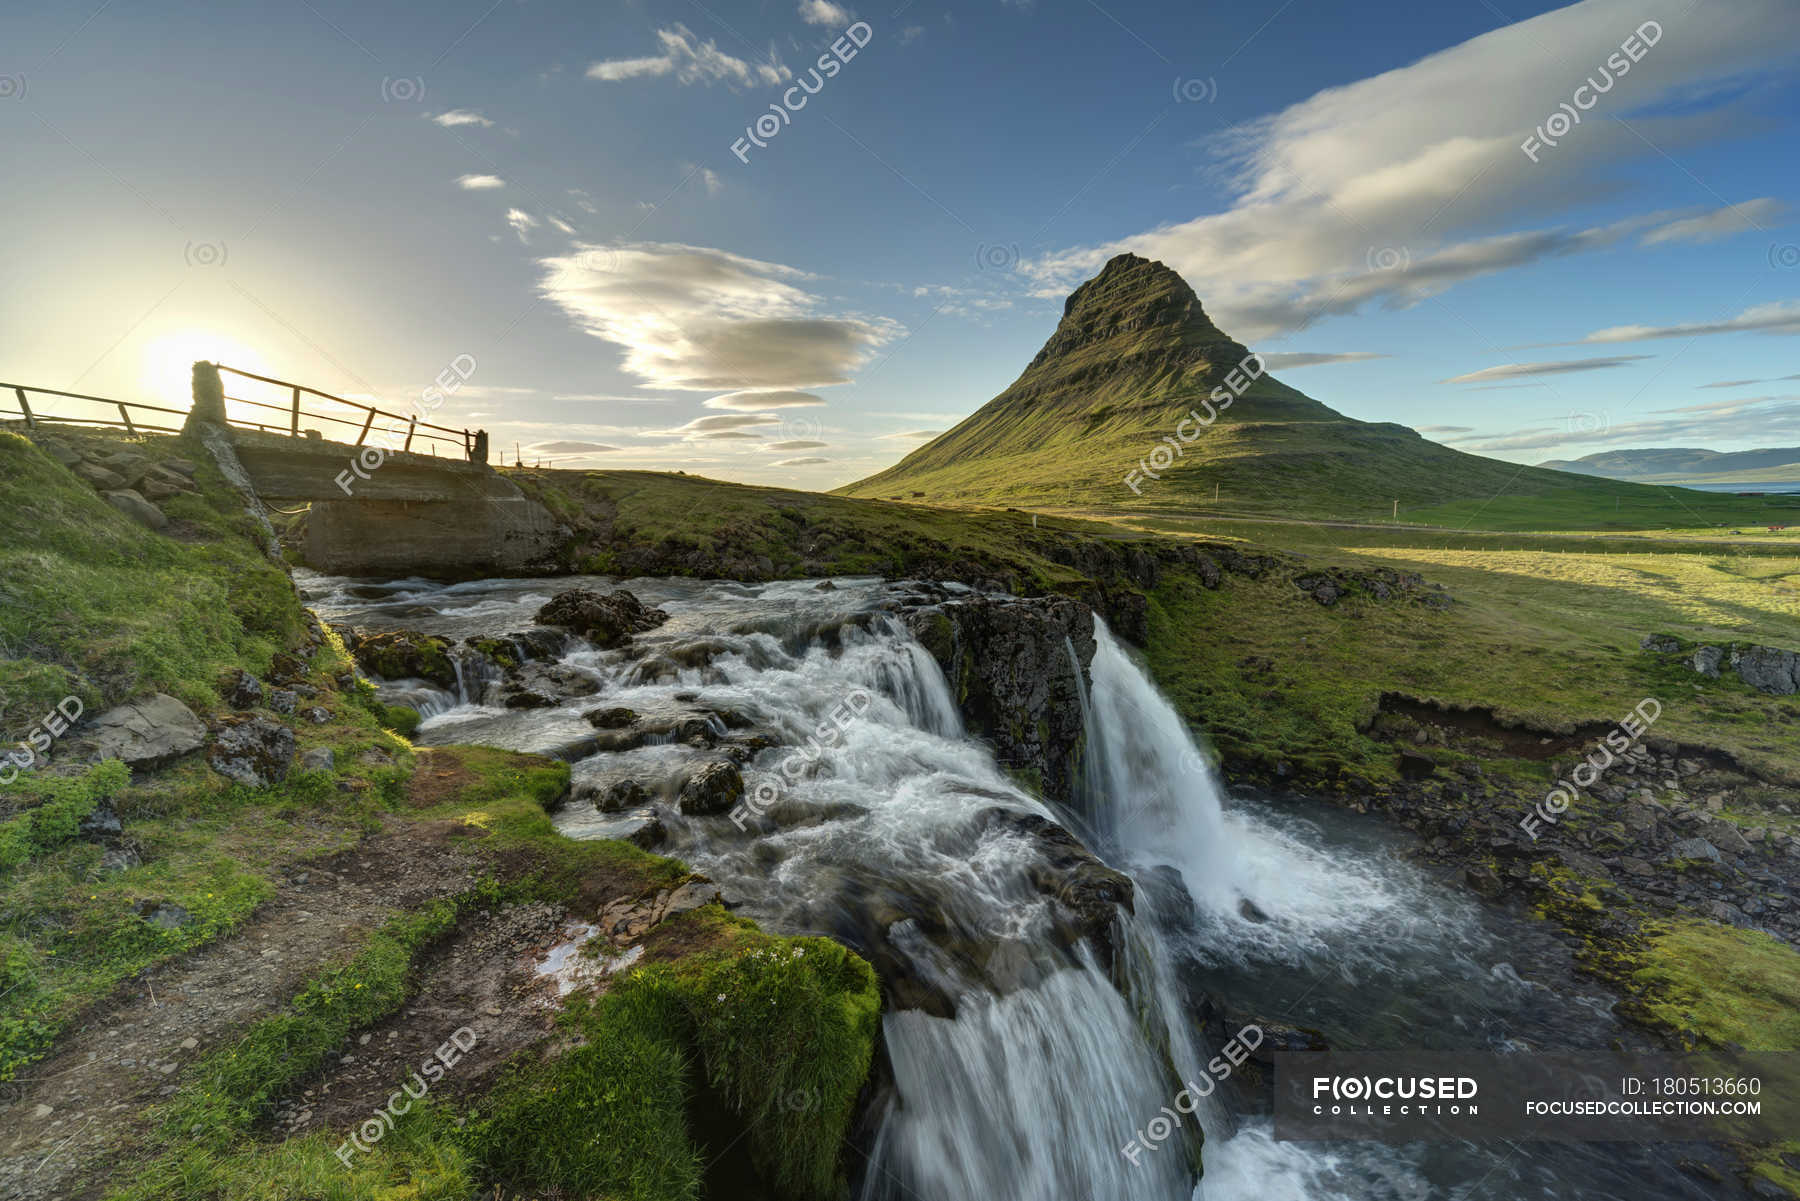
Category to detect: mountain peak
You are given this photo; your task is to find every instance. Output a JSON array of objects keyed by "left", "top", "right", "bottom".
[{"left": 1029, "top": 253, "right": 1238, "bottom": 372}]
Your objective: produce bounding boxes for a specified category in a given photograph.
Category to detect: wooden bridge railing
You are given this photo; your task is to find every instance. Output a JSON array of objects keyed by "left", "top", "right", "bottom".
[
  {"left": 1, "top": 383, "right": 189, "bottom": 436},
  {"left": 215, "top": 365, "right": 480, "bottom": 460},
  {"left": 2, "top": 365, "right": 486, "bottom": 463}
]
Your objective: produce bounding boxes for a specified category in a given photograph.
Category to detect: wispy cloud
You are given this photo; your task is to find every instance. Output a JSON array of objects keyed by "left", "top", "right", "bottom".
[
  {"left": 704, "top": 390, "right": 825, "bottom": 410},
  {"left": 1441, "top": 355, "right": 1653, "bottom": 384},
  {"left": 587, "top": 25, "right": 788, "bottom": 87},
  {"left": 431, "top": 109, "right": 493, "bottom": 128},
  {"left": 767, "top": 439, "right": 829, "bottom": 449},
  {"left": 1582, "top": 300, "right": 1800, "bottom": 343},
  {"left": 1262, "top": 351, "right": 1387, "bottom": 370},
  {"left": 457, "top": 174, "right": 505, "bottom": 190},
  {"left": 537, "top": 241, "right": 892, "bottom": 391},
  {"left": 798, "top": 0, "right": 853, "bottom": 26},
  {"left": 1642, "top": 198, "right": 1785, "bottom": 245},
  {"left": 505, "top": 209, "right": 538, "bottom": 243},
  {"left": 1021, "top": 0, "right": 1800, "bottom": 340},
  {"left": 773, "top": 456, "right": 831, "bottom": 466}
]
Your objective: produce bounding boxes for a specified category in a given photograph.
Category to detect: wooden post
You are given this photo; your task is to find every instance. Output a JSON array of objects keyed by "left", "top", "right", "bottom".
[
  {"left": 355, "top": 409, "right": 375, "bottom": 446},
  {"left": 290, "top": 386, "right": 301, "bottom": 437},
  {"left": 14, "top": 388, "right": 34, "bottom": 429},
  {"left": 403, "top": 418, "right": 416, "bottom": 452},
  {"left": 118, "top": 403, "right": 138, "bottom": 435}
]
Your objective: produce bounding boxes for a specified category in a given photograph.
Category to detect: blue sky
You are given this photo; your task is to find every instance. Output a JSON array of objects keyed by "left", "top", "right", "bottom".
[{"left": 3, "top": 0, "right": 1798, "bottom": 486}]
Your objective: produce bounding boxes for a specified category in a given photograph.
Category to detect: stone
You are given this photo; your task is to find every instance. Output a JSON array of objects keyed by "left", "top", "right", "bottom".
[
  {"left": 352, "top": 629, "right": 458, "bottom": 688},
  {"left": 1701, "top": 820, "right": 1753, "bottom": 857},
  {"left": 677, "top": 760, "right": 744, "bottom": 816},
  {"left": 75, "top": 461, "right": 127, "bottom": 489},
  {"left": 299, "top": 748, "right": 335, "bottom": 772},
  {"left": 137, "top": 901, "right": 192, "bottom": 930},
  {"left": 1397, "top": 749, "right": 1437, "bottom": 780},
  {"left": 1702, "top": 899, "right": 1749, "bottom": 927},
  {"left": 584, "top": 706, "right": 640, "bottom": 729},
  {"left": 590, "top": 808, "right": 664, "bottom": 850},
  {"left": 1665, "top": 837, "right": 1721, "bottom": 863},
  {"left": 221, "top": 670, "right": 261, "bottom": 709},
  {"left": 534, "top": 588, "right": 670, "bottom": 647},
  {"left": 207, "top": 717, "right": 297, "bottom": 788},
  {"left": 301, "top": 706, "right": 330, "bottom": 724},
  {"left": 78, "top": 803, "right": 123, "bottom": 838},
  {"left": 268, "top": 689, "right": 297, "bottom": 714},
  {"left": 595, "top": 779, "right": 652, "bottom": 813},
  {"left": 102, "top": 489, "right": 169, "bottom": 531},
  {"left": 1689, "top": 646, "right": 1724, "bottom": 678},
  {"left": 1640, "top": 634, "right": 1683, "bottom": 654},
  {"left": 1732, "top": 644, "right": 1800, "bottom": 696},
  {"left": 77, "top": 693, "right": 207, "bottom": 769}
]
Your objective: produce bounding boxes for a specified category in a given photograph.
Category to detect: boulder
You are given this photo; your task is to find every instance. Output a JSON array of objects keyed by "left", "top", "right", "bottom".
[
  {"left": 1664, "top": 837, "right": 1721, "bottom": 863},
  {"left": 102, "top": 489, "right": 168, "bottom": 531},
  {"left": 534, "top": 588, "right": 669, "bottom": 647},
  {"left": 594, "top": 779, "right": 652, "bottom": 813},
  {"left": 223, "top": 670, "right": 263, "bottom": 709},
  {"left": 1690, "top": 646, "right": 1724, "bottom": 678},
  {"left": 353, "top": 629, "right": 458, "bottom": 688},
  {"left": 584, "top": 706, "right": 640, "bottom": 729},
  {"left": 75, "top": 461, "right": 127, "bottom": 490},
  {"left": 137, "top": 901, "right": 192, "bottom": 930},
  {"left": 1701, "top": 820, "right": 1753, "bottom": 857},
  {"left": 1732, "top": 645, "right": 1800, "bottom": 696},
  {"left": 78, "top": 693, "right": 207, "bottom": 769},
  {"left": 677, "top": 760, "right": 744, "bottom": 816},
  {"left": 207, "top": 717, "right": 297, "bottom": 788},
  {"left": 267, "top": 689, "right": 297, "bottom": 714},
  {"left": 299, "top": 747, "right": 335, "bottom": 772}
]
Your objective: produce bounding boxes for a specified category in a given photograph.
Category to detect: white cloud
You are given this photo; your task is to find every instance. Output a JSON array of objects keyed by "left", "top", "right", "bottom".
[
  {"left": 548, "top": 216, "right": 576, "bottom": 235},
  {"left": 431, "top": 109, "right": 493, "bottom": 128},
  {"left": 533, "top": 440, "right": 620, "bottom": 453},
  {"left": 767, "top": 439, "right": 829, "bottom": 449},
  {"left": 457, "top": 174, "right": 505, "bottom": 190},
  {"left": 1023, "top": 0, "right": 1800, "bottom": 341},
  {"left": 537, "top": 241, "right": 892, "bottom": 391},
  {"left": 587, "top": 25, "right": 788, "bottom": 87},
  {"left": 505, "top": 209, "right": 538, "bottom": 243},
  {"left": 1261, "top": 351, "right": 1387, "bottom": 370},
  {"left": 1642, "top": 198, "right": 1785, "bottom": 245},
  {"left": 1448, "top": 397, "right": 1800, "bottom": 455},
  {"left": 881, "top": 429, "right": 943, "bottom": 440},
  {"left": 1582, "top": 300, "right": 1800, "bottom": 343},
  {"left": 1441, "top": 354, "right": 1653, "bottom": 383},
  {"left": 704, "top": 390, "right": 825, "bottom": 410},
  {"left": 773, "top": 456, "right": 831, "bottom": 466},
  {"left": 701, "top": 168, "right": 723, "bottom": 196},
  {"left": 798, "top": 0, "right": 852, "bottom": 26}
]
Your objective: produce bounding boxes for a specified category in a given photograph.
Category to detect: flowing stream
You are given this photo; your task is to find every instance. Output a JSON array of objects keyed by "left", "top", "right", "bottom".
[{"left": 301, "top": 571, "right": 1735, "bottom": 1201}]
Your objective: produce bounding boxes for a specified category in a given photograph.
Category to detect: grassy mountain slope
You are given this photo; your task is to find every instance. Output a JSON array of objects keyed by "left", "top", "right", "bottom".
[
  {"left": 1541, "top": 447, "right": 1800, "bottom": 486},
  {"left": 839, "top": 255, "right": 1796, "bottom": 530}
]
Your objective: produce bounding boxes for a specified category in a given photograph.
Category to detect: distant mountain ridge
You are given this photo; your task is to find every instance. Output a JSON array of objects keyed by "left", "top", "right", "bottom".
[
  {"left": 1539, "top": 447, "right": 1800, "bottom": 484},
  {"left": 839, "top": 254, "right": 1728, "bottom": 525}
]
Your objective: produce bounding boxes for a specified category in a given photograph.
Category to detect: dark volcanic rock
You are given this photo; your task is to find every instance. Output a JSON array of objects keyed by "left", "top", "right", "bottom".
[
  {"left": 534, "top": 588, "right": 669, "bottom": 647},
  {"left": 223, "top": 669, "right": 263, "bottom": 709},
  {"left": 354, "top": 629, "right": 458, "bottom": 688},
  {"left": 677, "top": 760, "right": 745, "bottom": 816},
  {"left": 906, "top": 594, "right": 1095, "bottom": 806},
  {"left": 977, "top": 808, "right": 1134, "bottom": 957},
  {"left": 207, "top": 717, "right": 297, "bottom": 788}
]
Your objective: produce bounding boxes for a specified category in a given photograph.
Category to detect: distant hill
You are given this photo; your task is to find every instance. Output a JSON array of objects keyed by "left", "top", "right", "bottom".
[
  {"left": 838, "top": 254, "right": 1784, "bottom": 528},
  {"left": 1539, "top": 447, "right": 1800, "bottom": 485}
]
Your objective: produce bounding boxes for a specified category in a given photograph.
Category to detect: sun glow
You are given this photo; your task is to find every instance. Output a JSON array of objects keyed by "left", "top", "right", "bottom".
[{"left": 139, "top": 330, "right": 271, "bottom": 408}]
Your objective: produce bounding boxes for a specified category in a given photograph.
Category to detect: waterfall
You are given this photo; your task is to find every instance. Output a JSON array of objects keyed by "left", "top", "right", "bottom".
[{"left": 1084, "top": 620, "right": 1241, "bottom": 911}]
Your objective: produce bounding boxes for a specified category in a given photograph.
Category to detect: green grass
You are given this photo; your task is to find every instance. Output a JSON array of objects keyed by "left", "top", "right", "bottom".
[
  {"left": 1631, "top": 920, "right": 1800, "bottom": 1050},
  {"left": 0, "top": 430, "right": 302, "bottom": 737}
]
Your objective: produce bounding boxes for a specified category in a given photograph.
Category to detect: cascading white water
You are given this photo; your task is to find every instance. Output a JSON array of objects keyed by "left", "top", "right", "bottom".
[{"left": 310, "top": 574, "right": 1696, "bottom": 1201}]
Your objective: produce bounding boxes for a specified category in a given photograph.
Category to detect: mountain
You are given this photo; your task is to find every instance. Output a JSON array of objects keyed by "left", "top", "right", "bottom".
[
  {"left": 839, "top": 254, "right": 1766, "bottom": 527},
  {"left": 1539, "top": 447, "right": 1800, "bottom": 485}
]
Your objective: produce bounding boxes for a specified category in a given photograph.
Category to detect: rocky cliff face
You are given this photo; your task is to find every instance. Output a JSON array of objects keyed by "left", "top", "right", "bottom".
[{"left": 905, "top": 593, "right": 1096, "bottom": 806}]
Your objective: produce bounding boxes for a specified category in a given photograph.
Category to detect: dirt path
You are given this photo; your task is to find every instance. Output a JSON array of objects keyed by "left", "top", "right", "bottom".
[{"left": 0, "top": 829, "right": 481, "bottom": 1201}]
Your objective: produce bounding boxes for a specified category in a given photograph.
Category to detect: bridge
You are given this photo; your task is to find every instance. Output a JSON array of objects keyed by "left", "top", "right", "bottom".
[{"left": 3, "top": 363, "right": 564, "bottom": 577}]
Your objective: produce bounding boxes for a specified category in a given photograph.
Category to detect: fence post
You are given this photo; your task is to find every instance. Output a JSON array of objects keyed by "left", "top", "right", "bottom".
[
  {"left": 289, "top": 386, "right": 301, "bottom": 437},
  {"left": 14, "top": 388, "right": 34, "bottom": 429},
  {"left": 472, "top": 430, "right": 489, "bottom": 464},
  {"left": 184, "top": 361, "right": 228, "bottom": 436},
  {"left": 403, "top": 418, "right": 416, "bottom": 452},
  {"left": 117, "top": 403, "right": 137, "bottom": 436},
  {"left": 355, "top": 409, "right": 375, "bottom": 446}
]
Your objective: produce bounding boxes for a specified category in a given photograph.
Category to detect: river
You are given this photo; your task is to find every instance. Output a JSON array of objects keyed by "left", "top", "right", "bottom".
[{"left": 299, "top": 571, "right": 1737, "bottom": 1200}]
